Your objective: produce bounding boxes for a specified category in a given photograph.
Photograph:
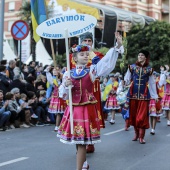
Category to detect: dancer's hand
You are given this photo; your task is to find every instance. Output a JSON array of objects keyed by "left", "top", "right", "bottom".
[
  {"left": 115, "top": 32, "right": 122, "bottom": 48},
  {"left": 165, "top": 65, "right": 169, "bottom": 71},
  {"left": 65, "top": 78, "right": 72, "bottom": 87}
]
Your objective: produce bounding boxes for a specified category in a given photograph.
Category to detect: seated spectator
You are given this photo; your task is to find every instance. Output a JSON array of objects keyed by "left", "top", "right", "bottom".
[
  {"left": 0, "top": 90, "right": 11, "bottom": 131},
  {"left": 19, "top": 93, "right": 38, "bottom": 119},
  {"left": 27, "top": 91, "right": 49, "bottom": 126},
  {"left": 0, "top": 65, "right": 11, "bottom": 96},
  {"left": 26, "top": 76, "right": 36, "bottom": 93},
  {"left": 21, "top": 64, "right": 29, "bottom": 79},
  {"left": 35, "top": 74, "right": 47, "bottom": 91},
  {"left": 6, "top": 60, "right": 16, "bottom": 81},
  {"left": 9, "top": 75, "right": 27, "bottom": 94},
  {"left": 13, "top": 60, "right": 25, "bottom": 80},
  {"left": 7, "top": 91, "right": 30, "bottom": 128}
]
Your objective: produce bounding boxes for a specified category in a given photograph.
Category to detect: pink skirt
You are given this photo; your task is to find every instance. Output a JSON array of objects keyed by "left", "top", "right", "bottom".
[
  {"left": 57, "top": 104, "right": 101, "bottom": 145},
  {"left": 162, "top": 94, "right": 170, "bottom": 110},
  {"left": 48, "top": 97, "right": 67, "bottom": 114},
  {"left": 104, "top": 95, "right": 120, "bottom": 110},
  {"left": 149, "top": 99, "right": 162, "bottom": 117}
]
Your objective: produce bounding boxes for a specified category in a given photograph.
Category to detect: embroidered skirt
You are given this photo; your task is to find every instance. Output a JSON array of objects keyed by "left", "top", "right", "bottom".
[
  {"left": 57, "top": 104, "right": 101, "bottom": 145},
  {"left": 149, "top": 99, "right": 162, "bottom": 117},
  {"left": 162, "top": 94, "right": 170, "bottom": 110},
  {"left": 48, "top": 96, "right": 67, "bottom": 114},
  {"left": 104, "top": 95, "right": 120, "bottom": 110}
]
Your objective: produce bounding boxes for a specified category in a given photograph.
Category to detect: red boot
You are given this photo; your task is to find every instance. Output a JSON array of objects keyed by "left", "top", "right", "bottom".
[
  {"left": 125, "top": 119, "right": 130, "bottom": 131},
  {"left": 86, "top": 144, "right": 95, "bottom": 153},
  {"left": 132, "top": 127, "right": 139, "bottom": 141},
  {"left": 139, "top": 128, "right": 146, "bottom": 144}
]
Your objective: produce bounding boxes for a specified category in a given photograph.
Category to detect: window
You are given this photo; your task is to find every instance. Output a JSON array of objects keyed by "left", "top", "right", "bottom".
[
  {"left": 8, "top": 21, "right": 14, "bottom": 31},
  {"left": 155, "top": 0, "right": 159, "bottom": 5},
  {"left": 9, "top": 2, "right": 15, "bottom": 11},
  {"left": 124, "top": 8, "right": 129, "bottom": 11}
]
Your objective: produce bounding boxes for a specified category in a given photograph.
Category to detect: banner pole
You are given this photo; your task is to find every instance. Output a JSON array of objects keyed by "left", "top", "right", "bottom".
[{"left": 65, "top": 28, "right": 73, "bottom": 134}]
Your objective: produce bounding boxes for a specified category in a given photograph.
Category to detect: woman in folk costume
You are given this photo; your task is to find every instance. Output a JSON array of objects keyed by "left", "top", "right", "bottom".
[
  {"left": 46, "top": 66, "right": 67, "bottom": 131},
  {"left": 58, "top": 33, "right": 124, "bottom": 170},
  {"left": 123, "top": 50, "right": 158, "bottom": 144},
  {"left": 70, "top": 32, "right": 105, "bottom": 153},
  {"left": 149, "top": 71, "right": 163, "bottom": 135},
  {"left": 159, "top": 65, "right": 170, "bottom": 126},
  {"left": 104, "top": 74, "right": 120, "bottom": 124}
]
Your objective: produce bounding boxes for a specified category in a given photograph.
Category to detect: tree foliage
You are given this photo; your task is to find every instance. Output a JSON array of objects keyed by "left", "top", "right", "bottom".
[{"left": 126, "top": 21, "right": 170, "bottom": 71}]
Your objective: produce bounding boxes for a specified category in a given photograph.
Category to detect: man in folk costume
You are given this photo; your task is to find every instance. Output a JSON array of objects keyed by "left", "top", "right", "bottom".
[
  {"left": 70, "top": 32, "right": 105, "bottom": 153},
  {"left": 124, "top": 50, "right": 158, "bottom": 144}
]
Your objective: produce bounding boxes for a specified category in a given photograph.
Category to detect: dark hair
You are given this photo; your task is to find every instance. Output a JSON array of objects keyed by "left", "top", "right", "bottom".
[
  {"left": 5, "top": 92, "right": 14, "bottom": 100},
  {"left": 29, "top": 61, "right": 35, "bottom": 66},
  {"left": 16, "top": 60, "right": 23, "bottom": 67},
  {"left": 27, "top": 91, "right": 35, "bottom": 99},
  {"left": 26, "top": 76, "right": 35, "bottom": 84},
  {"left": 0, "top": 65, "right": 6, "bottom": 72}
]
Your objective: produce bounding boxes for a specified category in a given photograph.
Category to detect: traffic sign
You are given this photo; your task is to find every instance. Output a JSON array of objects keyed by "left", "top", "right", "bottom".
[{"left": 11, "top": 20, "right": 29, "bottom": 40}]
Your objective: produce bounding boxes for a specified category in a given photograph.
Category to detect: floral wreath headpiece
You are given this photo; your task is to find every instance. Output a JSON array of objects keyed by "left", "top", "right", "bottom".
[{"left": 71, "top": 44, "right": 90, "bottom": 53}]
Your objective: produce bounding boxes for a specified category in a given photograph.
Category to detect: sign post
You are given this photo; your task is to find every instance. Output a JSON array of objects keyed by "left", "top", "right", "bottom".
[
  {"left": 37, "top": 14, "right": 97, "bottom": 134},
  {"left": 11, "top": 20, "right": 29, "bottom": 72}
]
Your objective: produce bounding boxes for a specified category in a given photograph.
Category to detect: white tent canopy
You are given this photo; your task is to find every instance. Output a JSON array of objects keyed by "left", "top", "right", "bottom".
[
  {"left": 72, "top": 0, "right": 155, "bottom": 27},
  {"left": 25, "top": 39, "right": 53, "bottom": 66},
  {"left": 3, "top": 34, "right": 17, "bottom": 61}
]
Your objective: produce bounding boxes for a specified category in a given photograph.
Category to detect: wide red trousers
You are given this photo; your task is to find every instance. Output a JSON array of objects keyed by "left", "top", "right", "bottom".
[{"left": 129, "top": 99, "right": 150, "bottom": 129}]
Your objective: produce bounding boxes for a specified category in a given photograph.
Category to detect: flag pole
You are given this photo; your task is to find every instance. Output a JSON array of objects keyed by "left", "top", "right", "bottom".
[
  {"left": 65, "top": 28, "right": 73, "bottom": 134},
  {"left": 44, "top": 0, "right": 56, "bottom": 68}
]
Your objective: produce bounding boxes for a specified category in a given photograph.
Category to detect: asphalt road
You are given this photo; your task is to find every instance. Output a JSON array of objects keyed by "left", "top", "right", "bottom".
[{"left": 0, "top": 113, "right": 170, "bottom": 170}]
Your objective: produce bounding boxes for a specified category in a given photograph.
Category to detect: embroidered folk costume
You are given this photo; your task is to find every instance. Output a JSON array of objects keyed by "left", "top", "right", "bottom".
[
  {"left": 123, "top": 50, "right": 158, "bottom": 144},
  {"left": 58, "top": 44, "right": 124, "bottom": 145},
  {"left": 159, "top": 70, "right": 170, "bottom": 126}
]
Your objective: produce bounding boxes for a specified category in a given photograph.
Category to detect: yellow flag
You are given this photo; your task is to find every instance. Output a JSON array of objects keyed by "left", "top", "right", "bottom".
[{"left": 57, "top": 0, "right": 100, "bottom": 19}]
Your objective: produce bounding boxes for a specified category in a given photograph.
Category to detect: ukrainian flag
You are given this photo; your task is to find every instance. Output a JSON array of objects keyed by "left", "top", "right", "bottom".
[{"left": 31, "top": 0, "right": 47, "bottom": 42}]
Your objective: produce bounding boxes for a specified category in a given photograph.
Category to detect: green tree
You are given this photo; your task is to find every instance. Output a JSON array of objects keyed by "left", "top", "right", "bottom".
[
  {"left": 18, "top": 1, "right": 36, "bottom": 61},
  {"left": 126, "top": 21, "right": 170, "bottom": 71}
]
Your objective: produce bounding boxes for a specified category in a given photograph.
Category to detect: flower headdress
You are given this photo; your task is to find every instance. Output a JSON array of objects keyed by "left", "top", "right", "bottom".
[{"left": 71, "top": 44, "right": 90, "bottom": 53}]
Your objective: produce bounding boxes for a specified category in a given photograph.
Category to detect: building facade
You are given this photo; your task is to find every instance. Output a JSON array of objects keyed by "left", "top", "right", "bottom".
[
  {"left": 87, "top": 0, "right": 170, "bottom": 22},
  {"left": 3, "top": 0, "right": 170, "bottom": 42}
]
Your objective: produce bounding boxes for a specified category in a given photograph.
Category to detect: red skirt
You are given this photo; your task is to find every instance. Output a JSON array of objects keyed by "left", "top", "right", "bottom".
[
  {"left": 129, "top": 99, "right": 150, "bottom": 129},
  {"left": 57, "top": 104, "right": 101, "bottom": 145},
  {"left": 48, "top": 96, "right": 67, "bottom": 114}
]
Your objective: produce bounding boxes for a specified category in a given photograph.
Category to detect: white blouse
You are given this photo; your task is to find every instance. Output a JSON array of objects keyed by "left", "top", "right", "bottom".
[{"left": 59, "top": 46, "right": 124, "bottom": 100}]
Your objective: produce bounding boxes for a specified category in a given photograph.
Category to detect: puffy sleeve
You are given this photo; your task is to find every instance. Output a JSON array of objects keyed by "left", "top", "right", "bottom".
[
  {"left": 58, "top": 71, "right": 69, "bottom": 100},
  {"left": 158, "top": 71, "right": 167, "bottom": 87},
  {"left": 90, "top": 46, "right": 124, "bottom": 82},
  {"left": 148, "top": 75, "right": 158, "bottom": 99},
  {"left": 124, "top": 68, "right": 131, "bottom": 85}
]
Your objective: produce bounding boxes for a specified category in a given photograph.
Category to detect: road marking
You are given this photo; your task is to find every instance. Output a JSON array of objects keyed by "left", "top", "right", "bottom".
[
  {"left": 0, "top": 157, "right": 29, "bottom": 167},
  {"left": 167, "top": 134, "right": 170, "bottom": 137},
  {"left": 103, "top": 128, "right": 126, "bottom": 135}
]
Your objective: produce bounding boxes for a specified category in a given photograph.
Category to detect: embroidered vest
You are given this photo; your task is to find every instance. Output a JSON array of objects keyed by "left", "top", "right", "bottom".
[
  {"left": 71, "top": 68, "right": 97, "bottom": 105},
  {"left": 127, "top": 64, "right": 153, "bottom": 100}
]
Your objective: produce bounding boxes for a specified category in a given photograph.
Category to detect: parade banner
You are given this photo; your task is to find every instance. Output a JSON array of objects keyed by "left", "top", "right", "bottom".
[
  {"left": 36, "top": 14, "right": 97, "bottom": 39},
  {"left": 36, "top": 13, "right": 97, "bottom": 134}
]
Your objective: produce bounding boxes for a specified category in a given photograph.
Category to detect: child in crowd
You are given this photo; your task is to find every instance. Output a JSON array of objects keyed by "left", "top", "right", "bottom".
[
  {"left": 46, "top": 66, "right": 67, "bottom": 132},
  {"left": 19, "top": 93, "right": 38, "bottom": 119},
  {"left": 104, "top": 74, "right": 120, "bottom": 124},
  {"left": 57, "top": 32, "right": 123, "bottom": 170},
  {"left": 159, "top": 65, "right": 170, "bottom": 126}
]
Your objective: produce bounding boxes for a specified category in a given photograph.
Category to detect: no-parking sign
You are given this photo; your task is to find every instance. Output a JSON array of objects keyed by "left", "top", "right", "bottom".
[{"left": 11, "top": 20, "right": 29, "bottom": 40}]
